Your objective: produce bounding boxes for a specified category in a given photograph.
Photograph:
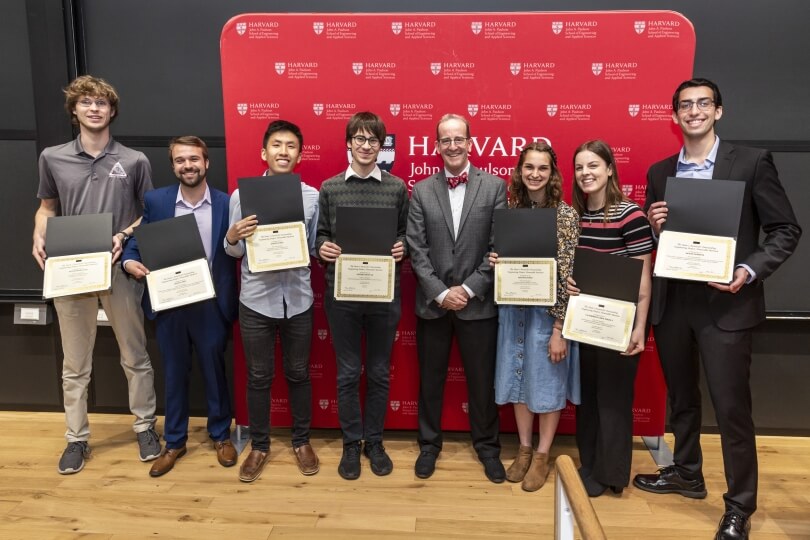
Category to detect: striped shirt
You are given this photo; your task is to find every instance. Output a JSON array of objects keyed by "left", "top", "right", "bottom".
[{"left": 578, "top": 200, "right": 653, "bottom": 257}]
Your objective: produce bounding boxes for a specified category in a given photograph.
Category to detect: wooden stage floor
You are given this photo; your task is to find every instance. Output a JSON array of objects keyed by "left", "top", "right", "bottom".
[{"left": 0, "top": 412, "right": 808, "bottom": 539}]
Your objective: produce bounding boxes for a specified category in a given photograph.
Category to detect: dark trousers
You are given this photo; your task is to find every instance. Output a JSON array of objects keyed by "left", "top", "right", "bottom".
[
  {"left": 416, "top": 313, "right": 500, "bottom": 458},
  {"left": 239, "top": 302, "right": 313, "bottom": 451},
  {"left": 576, "top": 343, "right": 639, "bottom": 487},
  {"left": 324, "top": 293, "right": 401, "bottom": 445},
  {"left": 154, "top": 299, "right": 232, "bottom": 449},
  {"left": 654, "top": 280, "right": 757, "bottom": 516}
]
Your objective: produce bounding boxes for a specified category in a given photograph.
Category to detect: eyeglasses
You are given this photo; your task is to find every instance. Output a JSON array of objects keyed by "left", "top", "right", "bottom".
[
  {"left": 677, "top": 98, "right": 715, "bottom": 112},
  {"left": 438, "top": 137, "right": 469, "bottom": 148},
  {"left": 77, "top": 98, "right": 110, "bottom": 108},
  {"left": 352, "top": 135, "right": 381, "bottom": 147}
]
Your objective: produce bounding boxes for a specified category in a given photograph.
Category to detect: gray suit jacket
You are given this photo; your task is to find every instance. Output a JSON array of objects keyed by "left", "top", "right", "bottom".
[{"left": 407, "top": 165, "right": 507, "bottom": 320}]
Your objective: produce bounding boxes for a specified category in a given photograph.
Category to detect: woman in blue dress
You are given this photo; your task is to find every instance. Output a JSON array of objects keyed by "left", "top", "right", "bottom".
[{"left": 490, "top": 142, "right": 580, "bottom": 491}]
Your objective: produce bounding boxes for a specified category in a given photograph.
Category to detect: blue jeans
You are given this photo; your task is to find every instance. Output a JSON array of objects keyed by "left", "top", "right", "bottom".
[
  {"left": 239, "top": 302, "right": 313, "bottom": 450},
  {"left": 324, "top": 293, "right": 401, "bottom": 444}
]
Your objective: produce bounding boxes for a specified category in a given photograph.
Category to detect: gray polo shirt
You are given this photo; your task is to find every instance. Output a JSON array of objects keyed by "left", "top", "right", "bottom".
[{"left": 38, "top": 136, "right": 153, "bottom": 233}]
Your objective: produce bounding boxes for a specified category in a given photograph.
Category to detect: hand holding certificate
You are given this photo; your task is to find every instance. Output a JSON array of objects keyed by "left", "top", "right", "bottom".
[
  {"left": 134, "top": 214, "right": 215, "bottom": 312},
  {"left": 493, "top": 208, "right": 557, "bottom": 306},
  {"left": 238, "top": 175, "right": 309, "bottom": 272},
  {"left": 43, "top": 213, "right": 113, "bottom": 299},
  {"left": 653, "top": 177, "right": 745, "bottom": 284},
  {"left": 563, "top": 248, "right": 643, "bottom": 352},
  {"left": 334, "top": 207, "right": 397, "bottom": 302}
]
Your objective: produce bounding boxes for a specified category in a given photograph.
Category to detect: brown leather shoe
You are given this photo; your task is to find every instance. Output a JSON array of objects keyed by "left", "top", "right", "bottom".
[
  {"left": 214, "top": 439, "right": 238, "bottom": 467},
  {"left": 294, "top": 443, "right": 320, "bottom": 475},
  {"left": 149, "top": 446, "right": 187, "bottom": 477},
  {"left": 239, "top": 449, "right": 270, "bottom": 483}
]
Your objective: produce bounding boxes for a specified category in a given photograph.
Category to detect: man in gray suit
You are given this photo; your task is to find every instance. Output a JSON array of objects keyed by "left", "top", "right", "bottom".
[{"left": 407, "top": 113, "right": 507, "bottom": 483}]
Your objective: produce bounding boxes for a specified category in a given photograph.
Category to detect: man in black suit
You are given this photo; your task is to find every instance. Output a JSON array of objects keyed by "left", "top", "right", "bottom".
[
  {"left": 407, "top": 114, "right": 507, "bottom": 483},
  {"left": 635, "top": 78, "right": 801, "bottom": 540}
]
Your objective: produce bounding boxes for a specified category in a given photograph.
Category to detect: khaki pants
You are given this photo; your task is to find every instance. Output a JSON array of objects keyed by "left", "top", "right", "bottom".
[{"left": 54, "top": 265, "right": 156, "bottom": 442}]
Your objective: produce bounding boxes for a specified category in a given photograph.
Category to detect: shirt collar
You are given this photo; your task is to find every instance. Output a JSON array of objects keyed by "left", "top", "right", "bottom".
[
  {"left": 344, "top": 164, "right": 382, "bottom": 182},
  {"left": 72, "top": 135, "right": 119, "bottom": 157},
  {"left": 444, "top": 162, "right": 471, "bottom": 179},
  {"left": 176, "top": 184, "right": 212, "bottom": 208},
  {"left": 678, "top": 135, "right": 720, "bottom": 167}
]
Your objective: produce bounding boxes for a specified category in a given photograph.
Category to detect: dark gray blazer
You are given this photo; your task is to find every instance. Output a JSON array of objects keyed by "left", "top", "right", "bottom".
[
  {"left": 645, "top": 141, "right": 801, "bottom": 330},
  {"left": 407, "top": 165, "right": 507, "bottom": 320}
]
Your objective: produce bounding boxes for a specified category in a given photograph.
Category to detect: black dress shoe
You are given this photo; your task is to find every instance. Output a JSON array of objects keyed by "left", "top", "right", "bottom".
[
  {"left": 415, "top": 451, "right": 437, "bottom": 479},
  {"left": 633, "top": 465, "right": 707, "bottom": 499},
  {"left": 715, "top": 511, "right": 750, "bottom": 540},
  {"left": 480, "top": 456, "right": 506, "bottom": 484}
]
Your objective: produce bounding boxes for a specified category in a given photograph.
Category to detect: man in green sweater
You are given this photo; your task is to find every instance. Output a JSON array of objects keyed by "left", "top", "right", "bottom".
[{"left": 316, "top": 112, "right": 409, "bottom": 480}]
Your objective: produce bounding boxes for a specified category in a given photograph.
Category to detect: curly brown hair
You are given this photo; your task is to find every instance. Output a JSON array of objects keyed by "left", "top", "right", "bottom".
[{"left": 63, "top": 75, "right": 119, "bottom": 127}]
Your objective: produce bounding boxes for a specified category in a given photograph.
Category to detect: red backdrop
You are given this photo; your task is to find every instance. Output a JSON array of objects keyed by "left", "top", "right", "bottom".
[{"left": 220, "top": 11, "right": 695, "bottom": 436}]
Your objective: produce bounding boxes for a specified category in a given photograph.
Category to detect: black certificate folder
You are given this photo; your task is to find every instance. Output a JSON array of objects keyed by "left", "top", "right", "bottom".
[
  {"left": 664, "top": 177, "right": 745, "bottom": 237},
  {"left": 572, "top": 248, "right": 643, "bottom": 303},
  {"left": 46, "top": 213, "right": 113, "bottom": 256},
  {"left": 336, "top": 207, "right": 397, "bottom": 256},
  {"left": 494, "top": 208, "right": 557, "bottom": 257},
  {"left": 238, "top": 174, "right": 305, "bottom": 223},
  {"left": 134, "top": 214, "right": 206, "bottom": 270}
]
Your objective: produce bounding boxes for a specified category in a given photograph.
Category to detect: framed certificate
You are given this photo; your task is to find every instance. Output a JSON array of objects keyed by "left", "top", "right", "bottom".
[
  {"left": 563, "top": 294, "right": 636, "bottom": 352},
  {"left": 145, "top": 258, "right": 216, "bottom": 312},
  {"left": 245, "top": 221, "right": 309, "bottom": 272},
  {"left": 653, "top": 176, "right": 745, "bottom": 284},
  {"left": 43, "top": 251, "right": 112, "bottom": 299},
  {"left": 43, "top": 213, "right": 113, "bottom": 299},
  {"left": 495, "top": 257, "right": 556, "bottom": 305},
  {"left": 334, "top": 254, "right": 395, "bottom": 302},
  {"left": 653, "top": 230, "right": 736, "bottom": 283}
]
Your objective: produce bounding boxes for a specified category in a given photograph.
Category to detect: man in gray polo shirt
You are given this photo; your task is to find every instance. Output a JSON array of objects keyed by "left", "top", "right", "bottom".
[{"left": 32, "top": 75, "right": 160, "bottom": 474}]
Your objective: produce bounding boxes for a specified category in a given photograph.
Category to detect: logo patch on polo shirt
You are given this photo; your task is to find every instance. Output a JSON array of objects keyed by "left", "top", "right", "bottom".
[{"left": 109, "top": 161, "right": 127, "bottom": 179}]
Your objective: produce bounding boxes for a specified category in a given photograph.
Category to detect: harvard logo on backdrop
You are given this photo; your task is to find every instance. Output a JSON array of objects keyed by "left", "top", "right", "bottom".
[
  {"left": 555, "top": 20, "right": 598, "bottom": 39},
  {"left": 512, "top": 61, "right": 555, "bottom": 80},
  {"left": 390, "top": 104, "right": 401, "bottom": 116},
  {"left": 592, "top": 62, "right": 604, "bottom": 76},
  {"left": 392, "top": 20, "right": 436, "bottom": 39},
  {"left": 235, "top": 102, "right": 279, "bottom": 121},
  {"left": 275, "top": 61, "right": 318, "bottom": 79},
  {"left": 612, "top": 145, "right": 632, "bottom": 165},
  {"left": 396, "top": 103, "right": 434, "bottom": 121},
  {"left": 477, "top": 20, "right": 517, "bottom": 39},
  {"left": 596, "top": 61, "right": 639, "bottom": 80},
  {"left": 628, "top": 104, "right": 641, "bottom": 117},
  {"left": 635, "top": 19, "right": 681, "bottom": 38},
  {"left": 353, "top": 61, "right": 397, "bottom": 80},
  {"left": 632, "top": 103, "right": 672, "bottom": 121},
  {"left": 313, "top": 102, "right": 356, "bottom": 120},
  {"left": 549, "top": 104, "right": 592, "bottom": 122},
  {"left": 236, "top": 103, "right": 248, "bottom": 116},
  {"left": 476, "top": 103, "right": 513, "bottom": 121},
  {"left": 430, "top": 61, "right": 475, "bottom": 80},
  {"left": 236, "top": 20, "right": 279, "bottom": 39},
  {"left": 314, "top": 20, "right": 357, "bottom": 39},
  {"left": 467, "top": 104, "right": 479, "bottom": 117},
  {"left": 391, "top": 21, "right": 403, "bottom": 35}
]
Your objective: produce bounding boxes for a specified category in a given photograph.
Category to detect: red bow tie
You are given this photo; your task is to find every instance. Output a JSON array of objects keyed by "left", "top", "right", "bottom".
[{"left": 447, "top": 172, "right": 468, "bottom": 189}]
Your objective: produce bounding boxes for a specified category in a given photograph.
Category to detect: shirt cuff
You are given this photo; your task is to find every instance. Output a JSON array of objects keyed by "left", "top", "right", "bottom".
[
  {"left": 738, "top": 263, "right": 756, "bottom": 284},
  {"left": 435, "top": 289, "right": 450, "bottom": 305},
  {"left": 461, "top": 284, "right": 474, "bottom": 299}
]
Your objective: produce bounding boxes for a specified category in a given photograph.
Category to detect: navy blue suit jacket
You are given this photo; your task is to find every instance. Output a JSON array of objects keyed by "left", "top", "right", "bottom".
[{"left": 122, "top": 184, "right": 238, "bottom": 322}]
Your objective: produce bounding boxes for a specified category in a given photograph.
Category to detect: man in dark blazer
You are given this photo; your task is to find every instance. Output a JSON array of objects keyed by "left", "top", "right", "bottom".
[
  {"left": 635, "top": 79, "right": 801, "bottom": 540},
  {"left": 407, "top": 113, "right": 507, "bottom": 483},
  {"left": 123, "top": 136, "right": 240, "bottom": 477}
]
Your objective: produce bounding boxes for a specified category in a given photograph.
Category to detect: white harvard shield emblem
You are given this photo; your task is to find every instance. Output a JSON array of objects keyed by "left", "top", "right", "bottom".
[
  {"left": 510, "top": 62, "right": 521, "bottom": 76},
  {"left": 389, "top": 104, "right": 401, "bottom": 116},
  {"left": 237, "top": 103, "right": 248, "bottom": 116},
  {"left": 592, "top": 63, "right": 604, "bottom": 76},
  {"left": 391, "top": 21, "right": 402, "bottom": 35},
  {"left": 430, "top": 62, "right": 441, "bottom": 75},
  {"left": 467, "top": 104, "right": 479, "bottom": 117},
  {"left": 312, "top": 103, "right": 324, "bottom": 116},
  {"left": 236, "top": 22, "right": 247, "bottom": 36},
  {"left": 471, "top": 21, "right": 482, "bottom": 35},
  {"left": 634, "top": 21, "right": 646, "bottom": 34},
  {"left": 628, "top": 104, "right": 640, "bottom": 117},
  {"left": 352, "top": 62, "right": 363, "bottom": 75},
  {"left": 313, "top": 21, "right": 324, "bottom": 35},
  {"left": 546, "top": 104, "right": 558, "bottom": 117},
  {"left": 274, "top": 62, "right": 286, "bottom": 75},
  {"left": 552, "top": 21, "right": 563, "bottom": 34}
]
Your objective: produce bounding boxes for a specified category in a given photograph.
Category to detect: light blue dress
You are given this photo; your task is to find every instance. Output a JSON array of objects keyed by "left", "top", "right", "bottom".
[{"left": 495, "top": 305, "right": 580, "bottom": 413}]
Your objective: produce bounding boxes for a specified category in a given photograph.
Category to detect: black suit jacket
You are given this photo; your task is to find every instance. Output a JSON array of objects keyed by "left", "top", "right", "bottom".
[{"left": 645, "top": 140, "right": 801, "bottom": 331}]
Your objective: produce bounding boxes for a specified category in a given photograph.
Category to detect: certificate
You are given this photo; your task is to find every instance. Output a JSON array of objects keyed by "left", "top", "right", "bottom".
[
  {"left": 563, "top": 294, "right": 636, "bottom": 352},
  {"left": 495, "top": 257, "right": 556, "bottom": 306},
  {"left": 334, "top": 254, "right": 395, "bottom": 302},
  {"left": 145, "top": 258, "right": 216, "bottom": 312},
  {"left": 245, "top": 221, "right": 309, "bottom": 272},
  {"left": 43, "top": 251, "right": 111, "bottom": 299},
  {"left": 654, "top": 230, "right": 736, "bottom": 283}
]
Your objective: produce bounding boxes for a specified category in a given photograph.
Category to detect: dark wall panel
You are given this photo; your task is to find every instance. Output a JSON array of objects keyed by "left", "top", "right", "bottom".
[{"left": 0, "top": 0, "right": 36, "bottom": 134}]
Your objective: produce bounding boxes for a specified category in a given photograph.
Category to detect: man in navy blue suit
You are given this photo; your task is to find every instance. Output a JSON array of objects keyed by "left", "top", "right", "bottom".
[{"left": 123, "top": 136, "right": 240, "bottom": 477}]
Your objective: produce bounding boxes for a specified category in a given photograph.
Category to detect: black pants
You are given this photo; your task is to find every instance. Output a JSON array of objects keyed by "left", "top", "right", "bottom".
[{"left": 576, "top": 343, "right": 639, "bottom": 488}]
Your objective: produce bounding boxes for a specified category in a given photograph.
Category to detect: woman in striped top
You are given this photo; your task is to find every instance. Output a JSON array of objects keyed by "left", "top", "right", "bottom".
[{"left": 569, "top": 139, "right": 653, "bottom": 497}]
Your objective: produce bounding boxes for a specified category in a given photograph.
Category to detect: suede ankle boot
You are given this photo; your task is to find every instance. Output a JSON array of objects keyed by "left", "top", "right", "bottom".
[
  {"left": 506, "top": 445, "right": 533, "bottom": 483},
  {"left": 522, "top": 452, "right": 550, "bottom": 492}
]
